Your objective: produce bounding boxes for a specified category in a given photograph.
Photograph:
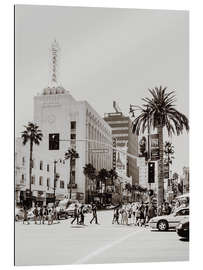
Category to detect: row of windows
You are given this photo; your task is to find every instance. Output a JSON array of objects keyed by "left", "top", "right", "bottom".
[{"left": 31, "top": 176, "right": 65, "bottom": 188}]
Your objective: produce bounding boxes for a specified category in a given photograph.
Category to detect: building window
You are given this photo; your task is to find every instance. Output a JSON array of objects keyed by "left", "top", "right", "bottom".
[
  {"left": 32, "top": 159, "right": 35, "bottom": 168},
  {"left": 60, "top": 181, "right": 64, "bottom": 189},
  {"left": 47, "top": 178, "right": 50, "bottom": 188},
  {"left": 39, "top": 176, "right": 43, "bottom": 186},
  {"left": 71, "top": 121, "right": 76, "bottom": 130},
  {"left": 40, "top": 161, "right": 43, "bottom": 170},
  {"left": 31, "top": 176, "right": 35, "bottom": 185},
  {"left": 22, "top": 157, "right": 25, "bottom": 166},
  {"left": 21, "top": 174, "right": 24, "bottom": 183},
  {"left": 47, "top": 164, "right": 49, "bottom": 172}
]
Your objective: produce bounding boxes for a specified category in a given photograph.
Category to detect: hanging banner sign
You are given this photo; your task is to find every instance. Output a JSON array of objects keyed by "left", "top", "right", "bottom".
[
  {"left": 164, "top": 163, "right": 169, "bottom": 179},
  {"left": 112, "top": 137, "right": 117, "bottom": 169},
  {"left": 150, "top": 134, "right": 160, "bottom": 161}
]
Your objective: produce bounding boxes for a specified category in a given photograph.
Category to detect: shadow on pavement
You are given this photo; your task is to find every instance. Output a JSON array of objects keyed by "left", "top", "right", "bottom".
[{"left": 179, "top": 237, "right": 189, "bottom": 242}]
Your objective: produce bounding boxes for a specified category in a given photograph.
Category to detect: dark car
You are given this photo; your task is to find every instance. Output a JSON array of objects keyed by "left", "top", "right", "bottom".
[{"left": 176, "top": 217, "right": 189, "bottom": 239}]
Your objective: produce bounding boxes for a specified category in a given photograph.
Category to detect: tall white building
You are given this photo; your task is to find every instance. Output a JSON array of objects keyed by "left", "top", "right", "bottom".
[{"left": 15, "top": 40, "right": 112, "bottom": 205}]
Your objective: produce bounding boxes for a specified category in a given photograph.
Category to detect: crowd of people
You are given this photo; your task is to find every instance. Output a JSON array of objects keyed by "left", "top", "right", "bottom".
[
  {"left": 22, "top": 205, "right": 60, "bottom": 225},
  {"left": 112, "top": 202, "right": 156, "bottom": 227},
  {"left": 20, "top": 198, "right": 188, "bottom": 226}
]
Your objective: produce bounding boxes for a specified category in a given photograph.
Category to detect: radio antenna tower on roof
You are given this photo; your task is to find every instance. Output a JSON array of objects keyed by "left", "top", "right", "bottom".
[{"left": 50, "top": 39, "right": 60, "bottom": 87}]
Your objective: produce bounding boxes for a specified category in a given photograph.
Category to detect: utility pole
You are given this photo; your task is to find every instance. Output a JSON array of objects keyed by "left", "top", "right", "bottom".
[{"left": 53, "top": 160, "right": 57, "bottom": 206}]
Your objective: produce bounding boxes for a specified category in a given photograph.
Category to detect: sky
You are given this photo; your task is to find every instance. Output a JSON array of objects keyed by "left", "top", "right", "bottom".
[{"left": 15, "top": 5, "right": 189, "bottom": 175}]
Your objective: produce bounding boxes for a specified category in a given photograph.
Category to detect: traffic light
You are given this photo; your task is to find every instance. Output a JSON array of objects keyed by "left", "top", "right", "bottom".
[
  {"left": 148, "top": 162, "right": 155, "bottom": 183},
  {"left": 49, "top": 133, "right": 59, "bottom": 150}
]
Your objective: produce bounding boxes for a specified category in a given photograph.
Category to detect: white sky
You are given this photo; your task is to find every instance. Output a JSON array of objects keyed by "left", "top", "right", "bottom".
[{"left": 15, "top": 5, "right": 189, "bottom": 175}]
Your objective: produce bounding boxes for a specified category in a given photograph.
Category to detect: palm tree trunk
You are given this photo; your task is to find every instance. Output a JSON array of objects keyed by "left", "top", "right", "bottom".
[
  {"left": 157, "top": 126, "right": 164, "bottom": 206},
  {"left": 29, "top": 140, "right": 33, "bottom": 207}
]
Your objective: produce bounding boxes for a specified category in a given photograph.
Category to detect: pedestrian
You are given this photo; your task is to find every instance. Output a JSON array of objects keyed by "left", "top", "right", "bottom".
[
  {"left": 23, "top": 207, "right": 29, "bottom": 225},
  {"left": 112, "top": 206, "right": 120, "bottom": 224},
  {"left": 39, "top": 206, "right": 43, "bottom": 224},
  {"left": 48, "top": 208, "right": 52, "bottom": 225},
  {"left": 147, "top": 203, "right": 156, "bottom": 222},
  {"left": 42, "top": 206, "right": 47, "bottom": 224},
  {"left": 33, "top": 206, "right": 38, "bottom": 224},
  {"left": 123, "top": 207, "right": 128, "bottom": 225},
  {"left": 79, "top": 204, "right": 85, "bottom": 225},
  {"left": 90, "top": 204, "right": 99, "bottom": 224},
  {"left": 132, "top": 203, "right": 137, "bottom": 225},
  {"left": 71, "top": 204, "right": 79, "bottom": 225}
]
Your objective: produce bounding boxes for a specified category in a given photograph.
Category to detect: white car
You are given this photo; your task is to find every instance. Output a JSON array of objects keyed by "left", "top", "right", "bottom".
[{"left": 149, "top": 207, "right": 189, "bottom": 231}]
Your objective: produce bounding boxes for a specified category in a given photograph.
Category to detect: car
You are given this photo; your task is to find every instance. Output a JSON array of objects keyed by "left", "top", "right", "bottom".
[
  {"left": 15, "top": 207, "right": 24, "bottom": 221},
  {"left": 176, "top": 217, "right": 189, "bottom": 239},
  {"left": 65, "top": 203, "right": 77, "bottom": 217},
  {"left": 149, "top": 207, "right": 189, "bottom": 231}
]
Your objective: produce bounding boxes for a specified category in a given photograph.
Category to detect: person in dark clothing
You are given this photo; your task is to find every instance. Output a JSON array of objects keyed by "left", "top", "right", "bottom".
[
  {"left": 71, "top": 204, "right": 79, "bottom": 224},
  {"left": 39, "top": 207, "right": 43, "bottom": 224},
  {"left": 33, "top": 206, "right": 38, "bottom": 224},
  {"left": 90, "top": 204, "right": 99, "bottom": 224},
  {"left": 79, "top": 204, "right": 85, "bottom": 225}
]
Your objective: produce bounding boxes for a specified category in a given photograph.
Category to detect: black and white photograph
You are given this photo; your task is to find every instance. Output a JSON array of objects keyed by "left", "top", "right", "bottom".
[{"left": 14, "top": 4, "right": 189, "bottom": 266}]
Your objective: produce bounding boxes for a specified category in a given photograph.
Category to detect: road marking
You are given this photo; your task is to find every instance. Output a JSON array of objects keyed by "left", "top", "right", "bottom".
[{"left": 73, "top": 229, "right": 144, "bottom": 264}]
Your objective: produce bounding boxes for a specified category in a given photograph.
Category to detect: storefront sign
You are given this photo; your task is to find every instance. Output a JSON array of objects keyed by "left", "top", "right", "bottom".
[{"left": 150, "top": 134, "right": 160, "bottom": 161}]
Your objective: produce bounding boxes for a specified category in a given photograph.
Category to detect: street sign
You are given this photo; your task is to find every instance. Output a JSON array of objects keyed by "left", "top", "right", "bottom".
[{"left": 90, "top": 149, "right": 109, "bottom": 153}]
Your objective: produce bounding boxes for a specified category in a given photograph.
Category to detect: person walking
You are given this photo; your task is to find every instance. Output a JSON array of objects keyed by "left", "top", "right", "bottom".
[
  {"left": 23, "top": 207, "right": 29, "bottom": 225},
  {"left": 79, "top": 204, "right": 85, "bottom": 225},
  {"left": 39, "top": 206, "right": 43, "bottom": 224},
  {"left": 33, "top": 206, "right": 38, "bottom": 225},
  {"left": 90, "top": 204, "right": 99, "bottom": 224},
  {"left": 71, "top": 204, "right": 79, "bottom": 225},
  {"left": 42, "top": 206, "right": 47, "bottom": 224},
  {"left": 112, "top": 206, "right": 120, "bottom": 224},
  {"left": 48, "top": 208, "right": 52, "bottom": 225}
]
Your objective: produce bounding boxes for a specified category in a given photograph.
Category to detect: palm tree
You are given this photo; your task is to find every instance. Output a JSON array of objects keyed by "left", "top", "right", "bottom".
[
  {"left": 98, "top": 168, "right": 109, "bottom": 194},
  {"left": 164, "top": 141, "right": 174, "bottom": 165},
  {"left": 130, "top": 86, "right": 189, "bottom": 206},
  {"left": 21, "top": 122, "right": 43, "bottom": 205},
  {"left": 83, "top": 163, "right": 96, "bottom": 202},
  {"left": 108, "top": 168, "right": 118, "bottom": 186},
  {"left": 64, "top": 148, "right": 79, "bottom": 199}
]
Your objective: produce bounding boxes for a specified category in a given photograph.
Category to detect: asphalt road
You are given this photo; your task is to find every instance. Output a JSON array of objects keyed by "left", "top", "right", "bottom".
[{"left": 15, "top": 210, "right": 189, "bottom": 266}]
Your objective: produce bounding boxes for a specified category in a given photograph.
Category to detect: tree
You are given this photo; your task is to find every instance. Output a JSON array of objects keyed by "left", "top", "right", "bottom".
[
  {"left": 108, "top": 168, "right": 118, "bottom": 186},
  {"left": 64, "top": 148, "right": 79, "bottom": 199},
  {"left": 98, "top": 168, "right": 109, "bottom": 193},
  {"left": 83, "top": 164, "right": 97, "bottom": 202},
  {"left": 130, "top": 86, "right": 189, "bottom": 206},
  {"left": 21, "top": 122, "right": 43, "bottom": 206}
]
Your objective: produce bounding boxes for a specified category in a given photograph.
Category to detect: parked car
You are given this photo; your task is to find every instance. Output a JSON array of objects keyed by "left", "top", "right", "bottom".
[
  {"left": 15, "top": 207, "right": 24, "bottom": 221},
  {"left": 176, "top": 217, "right": 189, "bottom": 239},
  {"left": 149, "top": 207, "right": 189, "bottom": 231}
]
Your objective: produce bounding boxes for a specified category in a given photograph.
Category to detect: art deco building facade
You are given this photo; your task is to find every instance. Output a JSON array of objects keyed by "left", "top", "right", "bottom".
[
  {"left": 15, "top": 40, "right": 112, "bottom": 205},
  {"left": 103, "top": 104, "right": 139, "bottom": 186}
]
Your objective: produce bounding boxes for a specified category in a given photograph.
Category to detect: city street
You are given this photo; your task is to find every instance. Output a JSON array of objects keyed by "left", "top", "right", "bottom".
[{"left": 15, "top": 210, "right": 189, "bottom": 266}]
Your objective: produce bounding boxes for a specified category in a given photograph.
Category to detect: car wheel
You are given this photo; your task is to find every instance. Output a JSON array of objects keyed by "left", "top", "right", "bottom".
[
  {"left": 15, "top": 215, "right": 19, "bottom": 221},
  {"left": 157, "top": 220, "right": 168, "bottom": 231}
]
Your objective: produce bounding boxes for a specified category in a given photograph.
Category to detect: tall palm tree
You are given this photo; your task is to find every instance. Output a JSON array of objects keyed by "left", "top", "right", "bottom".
[
  {"left": 98, "top": 168, "right": 109, "bottom": 194},
  {"left": 83, "top": 163, "right": 96, "bottom": 202},
  {"left": 64, "top": 148, "right": 79, "bottom": 199},
  {"left": 130, "top": 86, "right": 189, "bottom": 206},
  {"left": 21, "top": 122, "right": 43, "bottom": 204},
  {"left": 108, "top": 168, "right": 118, "bottom": 186}
]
